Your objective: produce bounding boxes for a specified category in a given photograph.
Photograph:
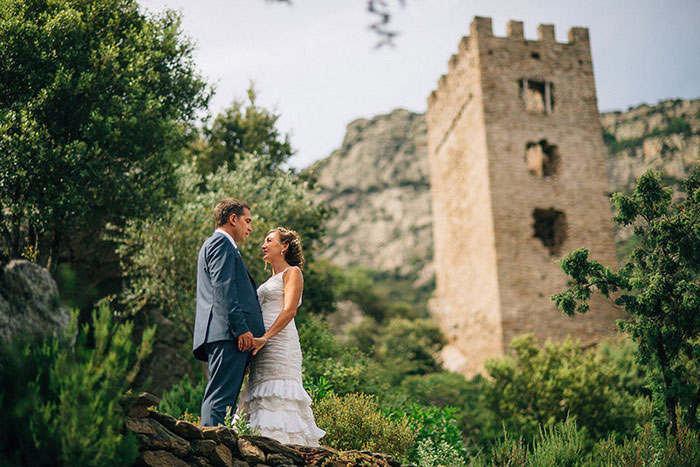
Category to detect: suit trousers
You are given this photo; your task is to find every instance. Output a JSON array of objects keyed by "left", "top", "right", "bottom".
[{"left": 200, "top": 340, "right": 249, "bottom": 426}]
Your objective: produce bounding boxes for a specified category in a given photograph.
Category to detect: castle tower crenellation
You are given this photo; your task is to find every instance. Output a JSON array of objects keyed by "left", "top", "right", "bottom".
[
  {"left": 427, "top": 16, "right": 619, "bottom": 376},
  {"left": 506, "top": 20, "right": 524, "bottom": 38}
]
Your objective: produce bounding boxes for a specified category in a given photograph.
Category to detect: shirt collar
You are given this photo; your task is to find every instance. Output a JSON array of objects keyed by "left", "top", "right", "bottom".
[{"left": 215, "top": 228, "right": 237, "bottom": 249}]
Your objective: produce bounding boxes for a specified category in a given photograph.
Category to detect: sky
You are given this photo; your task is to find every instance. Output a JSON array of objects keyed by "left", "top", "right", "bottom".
[{"left": 138, "top": 0, "right": 700, "bottom": 169}]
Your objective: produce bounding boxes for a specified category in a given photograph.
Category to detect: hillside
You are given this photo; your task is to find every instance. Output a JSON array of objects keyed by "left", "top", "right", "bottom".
[{"left": 310, "top": 98, "right": 700, "bottom": 283}]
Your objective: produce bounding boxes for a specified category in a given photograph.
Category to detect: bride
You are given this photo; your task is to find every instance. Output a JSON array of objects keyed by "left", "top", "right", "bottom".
[{"left": 240, "top": 227, "right": 325, "bottom": 446}]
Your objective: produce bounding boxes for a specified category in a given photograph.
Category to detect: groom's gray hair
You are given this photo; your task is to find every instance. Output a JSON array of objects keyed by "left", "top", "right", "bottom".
[{"left": 214, "top": 198, "right": 250, "bottom": 227}]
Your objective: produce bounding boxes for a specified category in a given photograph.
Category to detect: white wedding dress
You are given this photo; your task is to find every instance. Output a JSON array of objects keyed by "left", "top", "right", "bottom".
[{"left": 240, "top": 267, "right": 325, "bottom": 446}]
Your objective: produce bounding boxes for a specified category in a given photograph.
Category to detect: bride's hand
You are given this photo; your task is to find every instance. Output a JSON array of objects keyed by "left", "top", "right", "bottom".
[{"left": 251, "top": 336, "right": 269, "bottom": 355}]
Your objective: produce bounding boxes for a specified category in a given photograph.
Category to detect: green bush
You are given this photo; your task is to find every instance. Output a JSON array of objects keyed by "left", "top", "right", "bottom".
[
  {"left": 484, "top": 334, "right": 641, "bottom": 444},
  {"left": 299, "top": 314, "right": 384, "bottom": 395},
  {"left": 596, "top": 419, "right": 700, "bottom": 467},
  {"left": 393, "top": 404, "right": 469, "bottom": 464},
  {"left": 158, "top": 374, "right": 206, "bottom": 420},
  {"left": 490, "top": 418, "right": 587, "bottom": 466},
  {"left": 314, "top": 393, "right": 415, "bottom": 460},
  {"left": 528, "top": 418, "right": 587, "bottom": 467},
  {"left": 415, "top": 438, "right": 470, "bottom": 467},
  {"left": 0, "top": 305, "right": 155, "bottom": 466},
  {"left": 374, "top": 318, "right": 445, "bottom": 385}
]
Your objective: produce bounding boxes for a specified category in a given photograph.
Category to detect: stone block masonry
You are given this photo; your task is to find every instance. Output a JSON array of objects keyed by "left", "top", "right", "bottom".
[
  {"left": 427, "top": 17, "right": 621, "bottom": 376},
  {"left": 126, "top": 393, "right": 405, "bottom": 467}
]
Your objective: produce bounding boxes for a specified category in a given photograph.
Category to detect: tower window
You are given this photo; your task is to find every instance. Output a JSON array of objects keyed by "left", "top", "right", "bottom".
[
  {"left": 519, "top": 78, "right": 554, "bottom": 114},
  {"left": 532, "top": 208, "right": 567, "bottom": 255},
  {"left": 525, "top": 140, "right": 560, "bottom": 177}
]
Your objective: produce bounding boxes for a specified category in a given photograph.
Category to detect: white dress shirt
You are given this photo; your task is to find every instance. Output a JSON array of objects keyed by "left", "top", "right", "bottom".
[{"left": 215, "top": 228, "right": 238, "bottom": 250}]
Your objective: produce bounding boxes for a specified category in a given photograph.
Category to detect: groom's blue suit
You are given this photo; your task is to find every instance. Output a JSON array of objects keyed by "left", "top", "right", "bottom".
[{"left": 193, "top": 230, "right": 265, "bottom": 426}]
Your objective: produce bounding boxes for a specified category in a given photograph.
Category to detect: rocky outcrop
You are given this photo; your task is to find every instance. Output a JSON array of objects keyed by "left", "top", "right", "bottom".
[
  {"left": 0, "top": 259, "right": 71, "bottom": 343},
  {"left": 310, "top": 98, "right": 700, "bottom": 279},
  {"left": 309, "top": 109, "right": 433, "bottom": 287},
  {"left": 126, "top": 393, "right": 405, "bottom": 467}
]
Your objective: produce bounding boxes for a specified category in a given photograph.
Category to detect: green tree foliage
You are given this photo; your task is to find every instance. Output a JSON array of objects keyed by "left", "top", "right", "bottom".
[
  {"left": 0, "top": 0, "right": 210, "bottom": 267},
  {"left": 195, "top": 85, "right": 293, "bottom": 175},
  {"left": 115, "top": 155, "right": 329, "bottom": 331},
  {"left": 484, "top": 334, "right": 640, "bottom": 443},
  {"left": 0, "top": 305, "right": 155, "bottom": 466},
  {"left": 298, "top": 314, "right": 382, "bottom": 395},
  {"left": 374, "top": 318, "right": 445, "bottom": 384},
  {"left": 552, "top": 166, "right": 700, "bottom": 437}
]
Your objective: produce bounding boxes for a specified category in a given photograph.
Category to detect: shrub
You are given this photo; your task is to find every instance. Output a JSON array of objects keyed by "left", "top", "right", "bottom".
[
  {"left": 484, "top": 334, "right": 640, "bottom": 443},
  {"left": 490, "top": 418, "right": 586, "bottom": 466},
  {"left": 299, "top": 314, "right": 383, "bottom": 395},
  {"left": 158, "top": 373, "right": 206, "bottom": 420},
  {"left": 374, "top": 318, "right": 445, "bottom": 385},
  {"left": 415, "top": 438, "right": 469, "bottom": 467},
  {"left": 528, "top": 417, "right": 587, "bottom": 467},
  {"left": 0, "top": 305, "right": 155, "bottom": 466},
  {"left": 596, "top": 419, "right": 700, "bottom": 467},
  {"left": 314, "top": 393, "right": 415, "bottom": 460},
  {"left": 392, "top": 404, "right": 469, "bottom": 464}
]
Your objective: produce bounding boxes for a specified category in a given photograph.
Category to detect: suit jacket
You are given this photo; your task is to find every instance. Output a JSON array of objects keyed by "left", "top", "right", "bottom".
[{"left": 192, "top": 231, "right": 265, "bottom": 362}]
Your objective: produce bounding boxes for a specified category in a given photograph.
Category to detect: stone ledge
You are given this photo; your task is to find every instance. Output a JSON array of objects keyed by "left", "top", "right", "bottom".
[{"left": 127, "top": 393, "right": 407, "bottom": 467}]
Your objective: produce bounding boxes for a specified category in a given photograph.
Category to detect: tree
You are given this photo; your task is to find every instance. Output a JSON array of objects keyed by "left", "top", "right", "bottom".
[
  {"left": 0, "top": 0, "right": 210, "bottom": 268},
  {"left": 552, "top": 166, "right": 700, "bottom": 438},
  {"left": 115, "top": 154, "right": 329, "bottom": 334},
  {"left": 195, "top": 85, "right": 294, "bottom": 175},
  {"left": 483, "top": 335, "right": 640, "bottom": 444}
]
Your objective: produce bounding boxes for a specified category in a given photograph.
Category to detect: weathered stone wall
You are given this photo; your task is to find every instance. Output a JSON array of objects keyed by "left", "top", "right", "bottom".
[
  {"left": 126, "top": 393, "right": 404, "bottom": 467},
  {"left": 427, "top": 17, "right": 620, "bottom": 376},
  {"left": 426, "top": 21, "right": 503, "bottom": 375}
]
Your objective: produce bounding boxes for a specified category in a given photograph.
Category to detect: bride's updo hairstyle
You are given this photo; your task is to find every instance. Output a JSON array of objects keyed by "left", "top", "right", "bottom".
[{"left": 270, "top": 227, "right": 305, "bottom": 268}]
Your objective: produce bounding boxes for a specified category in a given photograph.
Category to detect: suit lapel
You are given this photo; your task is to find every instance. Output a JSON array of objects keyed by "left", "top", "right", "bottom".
[{"left": 232, "top": 246, "right": 257, "bottom": 288}]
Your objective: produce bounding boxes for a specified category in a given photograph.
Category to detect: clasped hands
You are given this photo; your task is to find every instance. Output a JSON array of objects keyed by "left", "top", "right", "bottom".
[{"left": 237, "top": 331, "right": 269, "bottom": 355}]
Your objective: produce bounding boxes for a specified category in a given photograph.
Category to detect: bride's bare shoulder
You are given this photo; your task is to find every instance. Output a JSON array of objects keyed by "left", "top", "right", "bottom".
[{"left": 283, "top": 265, "right": 303, "bottom": 282}]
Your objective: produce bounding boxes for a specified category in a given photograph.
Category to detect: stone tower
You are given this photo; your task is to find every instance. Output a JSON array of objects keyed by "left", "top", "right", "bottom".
[{"left": 426, "top": 17, "right": 620, "bottom": 377}]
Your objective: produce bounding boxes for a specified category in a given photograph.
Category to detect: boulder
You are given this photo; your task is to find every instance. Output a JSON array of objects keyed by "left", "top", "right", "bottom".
[
  {"left": 140, "top": 450, "right": 189, "bottom": 467},
  {"left": 0, "top": 260, "right": 70, "bottom": 344}
]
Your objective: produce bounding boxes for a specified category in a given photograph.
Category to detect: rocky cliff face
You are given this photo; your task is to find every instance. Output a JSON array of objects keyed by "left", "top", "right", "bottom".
[
  {"left": 310, "top": 109, "right": 434, "bottom": 286},
  {"left": 311, "top": 98, "right": 700, "bottom": 281}
]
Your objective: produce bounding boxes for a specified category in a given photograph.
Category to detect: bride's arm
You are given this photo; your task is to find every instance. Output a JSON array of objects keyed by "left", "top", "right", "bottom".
[{"left": 251, "top": 267, "right": 303, "bottom": 354}]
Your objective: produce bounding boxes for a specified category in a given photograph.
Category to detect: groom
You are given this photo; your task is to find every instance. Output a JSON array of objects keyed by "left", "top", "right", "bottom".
[{"left": 193, "top": 198, "right": 265, "bottom": 426}]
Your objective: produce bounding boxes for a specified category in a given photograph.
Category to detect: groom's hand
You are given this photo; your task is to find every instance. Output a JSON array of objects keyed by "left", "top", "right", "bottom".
[{"left": 237, "top": 331, "right": 254, "bottom": 351}]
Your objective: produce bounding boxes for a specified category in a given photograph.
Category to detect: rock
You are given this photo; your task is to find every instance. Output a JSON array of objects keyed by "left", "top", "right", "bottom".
[
  {"left": 149, "top": 410, "right": 178, "bottom": 431},
  {"left": 173, "top": 419, "right": 205, "bottom": 441},
  {"left": 193, "top": 440, "right": 234, "bottom": 466},
  {"left": 211, "top": 444, "right": 234, "bottom": 467},
  {"left": 243, "top": 435, "right": 302, "bottom": 459},
  {"left": 192, "top": 439, "right": 217, "bottom": 456},
  {"left": 0, "top": 260, "right": 71, "bottom": 344},
  {"left": 237, "top": 437, "right": 266, "bottom": 465},
  {"left": 126, "top": 417, "right": 156, "bottom": 435},
  {"left": 186, "top": 457, "right": 213, "bottom": 467},
  {"left": 129, "top": 404, "right": 150, "bottom": 418},
  {"left": 137, "top": 392, "right": 161, "bottom": 407},
  {"left": 140, "top": 450, "right": 189, "bottom": 467},
  {"left": 135, "top": 417, "right": 190, "bottom": 458},
  {"left": 265, "top": 452, "right": 301, "bottom": 466},
  {"left": 201, "top": 426, "right": 225, "bottom": 443},
  {"left": 215, "top": 427, "right": 238, "bottom": 452}
]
